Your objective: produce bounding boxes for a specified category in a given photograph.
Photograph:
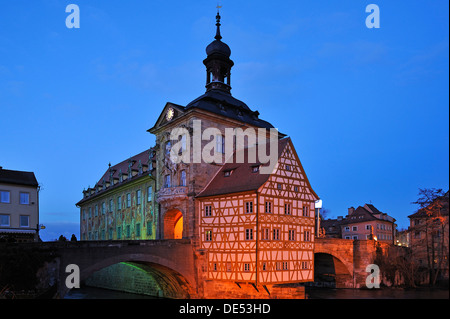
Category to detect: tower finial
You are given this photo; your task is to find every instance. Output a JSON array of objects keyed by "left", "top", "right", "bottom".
[{"left": 215, "top": 5, "right": 222, "bottom": 41}]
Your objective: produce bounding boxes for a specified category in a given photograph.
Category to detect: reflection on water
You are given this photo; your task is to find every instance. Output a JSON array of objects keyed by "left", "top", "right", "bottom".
[
  {"left": 64, "top": 286, "right": 159, "bottom": 299},
  {"left": 65, "top": 285, "right": 449, "bottom": 300},
  {"left": 306, "top": 287, "right": 449, "bottom": 299}
]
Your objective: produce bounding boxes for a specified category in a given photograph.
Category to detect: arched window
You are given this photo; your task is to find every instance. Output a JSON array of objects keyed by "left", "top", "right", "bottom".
[{"left": 180, "top": 170, "right": 186, "bottom": 186}]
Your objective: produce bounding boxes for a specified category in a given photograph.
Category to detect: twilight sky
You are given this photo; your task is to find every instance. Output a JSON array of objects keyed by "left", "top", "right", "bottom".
[{"left": 0, "top": 0, "right": 448, "bottom": 241}]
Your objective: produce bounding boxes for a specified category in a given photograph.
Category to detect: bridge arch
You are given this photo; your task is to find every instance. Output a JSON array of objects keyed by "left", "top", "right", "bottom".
[
  {"left": 79, "top": 253, "right": 195, "bottom": 298},
  {"left": 314, "top": 241, "right": 355, "bottom": 288},
  {"left": 163, "top": 208, "right": 184, "bottom": 239}
]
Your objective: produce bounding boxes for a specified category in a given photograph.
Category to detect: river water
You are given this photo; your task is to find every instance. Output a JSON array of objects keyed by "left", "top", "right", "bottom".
[{"left": 64, "top": 286, "right": 449, "bottom": 299}]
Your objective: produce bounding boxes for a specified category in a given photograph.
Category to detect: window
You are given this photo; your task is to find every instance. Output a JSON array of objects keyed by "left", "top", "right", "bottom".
[
  {"left": 108, "top": 228, "right": 113, "bottom": 240},
  {"left": 126, "top": 193, "right": 131, "bottom": 208},
  {"left": 147, "top": 221, "right": 153, "bottom": 236},
  {"left": 0, "top": 214, "right": 10, "bottom": 226},
  {"left": 136, "top": 189, "right": 141, "bottom": 205},
  {"left": 276, "top": 262, "right": 282, "bottom": 271},
  {"left": 115, "top": 197, "right": 121, "bottom": 211},
  {"left": 244, "top": 263, "right": 250, "bottom": 272},
  {"left": 164, "top": 175, "right": 171, "bottom": 188},
  {"left": 117, "top": 227, "right": 122, "bottom": 239},
  {"left": 352, "top": 226, "right": 358, "bottom": 231},
  {"left": 273, "top": 228, "right": 280, "bottom": 240},
  {"left": 245, "top": 201, "right": 253, "bottom": 214},
  {"left": 302, "top": 262, "right": 309, "bottom": 270},
  {"left": 165, "top": 141, "right": 171, "bottom": 155},
  {"left": 285, "top": 203, "right": 291, "bottom": 215},
  {"left": 102, "top": 202, "right": 106, "bottom": 215},
  {"left": 226, "top": 262, "right": 232, "bottom": 272},
  {"left": 288, "top": 229, "right": 295, "bottom": 241},
  {"left": 101, "top": 229, "right": 105, "bottom": 240},
  {"left": 265, "top": 201, "right": 272, "bottom": 213},
  {"left": 285, "top": 165, "right": 291, "bottom": 171},
  {"left": 262, "top": 228, "right": 270, "bottom": 240},
  {"left": 213, "top": 263, "right": 217, "bottom": 271},
  {"left": 205, "top": 230, "right": 213, "bottom": 241},
  {"left": 95, "top": 205, "right": 98, "bottom": 216},
  {"left": 216, "top": 135, "right": 225, "bottom": 154},
  {"left": 181, "top": 134, "right": 187, "bottom": 153},
  {"left": 302, "top": 206, "right": 309, "bottom": 217},
  {"left": 366, "top": 225, "right": 371, "bottom": 230},
  {"left": 344, "top": 226, "right": 350, "bottom": 232},
  {"left": 180, "top": 170, "right": 186, "bottom": 187},
  {"left": 109, "top": 199, "right": 114, "bottom": 212},
  {"left": 262, "top": 262, "right": 267, "bottom": 271},
  {"left": 277, "top": 183, "right": 282, "bottom": 190},
  {"left": 294, "top": 186, "right": 299, "bottom": 192},
  {"left": 126, "top": 225, "right": 131, "bottom": 238},
  {"left": 352, "top": 235, "right": 358, "bottom": 240},
  {"left": 19, "top": 192, "right": 29, "bottom": 205},
  {"left": 82, "top": 209, "right": 86, "bottom": 221},
  {"left": 283, "top": 262, "right": 289, "bottom": 270},
  {"left": 147, "top": 186, "right": 153, "bottom": 202},
  {"left": 245, "top": 228, "right": 253, "bottom": 240},
  {"left": 224, "top": 170, "right": 233, "bottom": 177},
  {"left": 0, "top": 191, "right": 10, "bottom": 203},
  {"left": 136, "top": 223, "right": 141, "bottom": 238},
  {"left": 345, "top": 236, "right": 351, "bottom": 239},
  {"left": 205, "top": 205, "right": 212, "bottom": 217},
  {"left": 88, "top": 207, "right": 92, "bottom": 219},
  {"left": 304, "top": 230, "right": 311, "bottom": 242}
]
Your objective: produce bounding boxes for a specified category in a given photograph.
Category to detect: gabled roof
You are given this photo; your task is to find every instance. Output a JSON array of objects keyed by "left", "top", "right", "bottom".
[
  {"left": 0, "top": 168, "right": 38, "bottom": 187},
  {"left": 196, "top": 138, "right": 290, "bottom": 198},
  {"left": 341, "top": 206, "right": 379, "bottom": 224},
  {"left": 148, "top": 90, "right": 281, "bottom": 135}
]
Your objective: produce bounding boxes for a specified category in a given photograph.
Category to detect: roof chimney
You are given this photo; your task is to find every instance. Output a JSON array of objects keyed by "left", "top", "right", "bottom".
[{"left": 348, "top": 207, "right": 355, "bottom": 215}]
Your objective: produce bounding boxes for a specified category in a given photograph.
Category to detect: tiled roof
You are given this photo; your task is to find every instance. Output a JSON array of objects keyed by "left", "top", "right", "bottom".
[
  {"left": 196, "top": 138, "right": 290, "bottom": 198},
  {"left": 0, "top": 168, "right": 38, "bottom": 187},
  {"left": 76, "top": 148, "right": 153, "bottom": 206}
]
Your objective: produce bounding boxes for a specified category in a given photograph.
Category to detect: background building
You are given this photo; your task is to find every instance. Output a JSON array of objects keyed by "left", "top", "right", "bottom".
[
  {"left": 0, "top": 166, "right": 40, "bottom": 242},
  {"left": 321, "top": 203, "right": 396, "bottom": 244}
]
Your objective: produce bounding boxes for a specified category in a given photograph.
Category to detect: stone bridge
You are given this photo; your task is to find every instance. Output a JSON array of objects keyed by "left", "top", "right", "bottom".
[
  {"left": 57, "top": 239, "right": 196, "bottom": 298},
  {"left": 0, "top": 239, "right": 197, "bottom": 298},
  {"left": 1, "top": 238, "right": 390, "bottom": 298},
  {"left": 314, "top": 238, "right": 389, "bottom": 288}
]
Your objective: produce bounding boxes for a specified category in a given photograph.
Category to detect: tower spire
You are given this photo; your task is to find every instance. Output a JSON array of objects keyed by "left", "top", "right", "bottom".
[
  {"left": 215, "top": 6, "right": 222, "bottom": 41},
  {"left": 204, "top": 8, "right": 234, "bottom": 94}
]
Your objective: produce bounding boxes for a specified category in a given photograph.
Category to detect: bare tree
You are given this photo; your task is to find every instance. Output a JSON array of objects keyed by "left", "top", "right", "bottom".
[{"left": 411, "top": 188, "right": 449, "bottom": 286}]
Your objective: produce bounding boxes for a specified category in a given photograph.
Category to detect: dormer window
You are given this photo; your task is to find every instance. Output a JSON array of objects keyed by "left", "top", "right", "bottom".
[
  {"left": 138, "top": 160, "right": 143, "bottom": 175},
  {"left": 224, "top": 169, "right": 233, "bottom": 177}
]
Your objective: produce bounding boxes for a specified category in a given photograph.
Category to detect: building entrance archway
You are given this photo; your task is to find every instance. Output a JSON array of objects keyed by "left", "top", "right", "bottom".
[{"left": 164, "top": 209, "right": 183, "bottom": 239}]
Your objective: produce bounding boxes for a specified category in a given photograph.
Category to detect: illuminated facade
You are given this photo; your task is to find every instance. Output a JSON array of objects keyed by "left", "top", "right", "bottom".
[
  {"left": 77, "top": 149, "right": 158, "bottom": 241},
  {"left": 197, "top": 138, "right": 318, "bottom": 284}
]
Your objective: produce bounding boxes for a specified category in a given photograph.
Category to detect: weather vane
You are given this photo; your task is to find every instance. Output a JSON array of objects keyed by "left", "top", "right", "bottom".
[{"left": 217, "top": 2, "right": 222, "bottom": 12}]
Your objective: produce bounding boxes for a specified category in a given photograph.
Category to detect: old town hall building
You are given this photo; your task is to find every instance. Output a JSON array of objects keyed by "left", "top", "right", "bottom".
[{"left": 77, "top": 11, "right": 319, "bottom": 288}]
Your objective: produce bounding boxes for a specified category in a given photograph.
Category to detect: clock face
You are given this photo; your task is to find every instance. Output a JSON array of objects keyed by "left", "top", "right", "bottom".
[{"left": 166, "top": 108, "right": 174, "bottom": 121}]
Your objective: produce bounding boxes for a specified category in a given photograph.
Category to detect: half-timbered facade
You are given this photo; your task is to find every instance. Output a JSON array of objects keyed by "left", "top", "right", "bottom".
[{"left": 197, "top": 138, "right": 319, "bottom": 285}]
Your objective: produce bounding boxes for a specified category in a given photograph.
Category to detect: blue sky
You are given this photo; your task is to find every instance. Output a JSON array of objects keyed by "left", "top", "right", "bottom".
[{"left": 0, "top": 0, "right": 448, "bottom": 241}]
